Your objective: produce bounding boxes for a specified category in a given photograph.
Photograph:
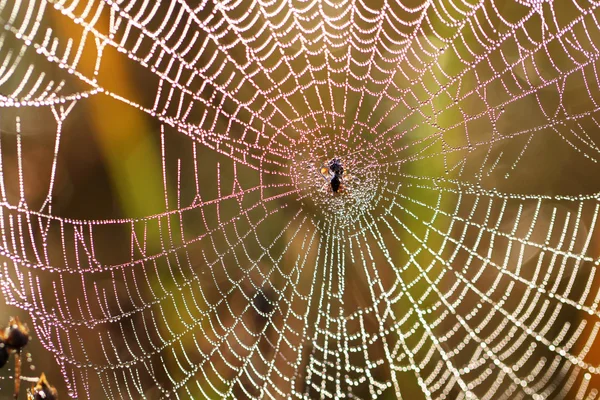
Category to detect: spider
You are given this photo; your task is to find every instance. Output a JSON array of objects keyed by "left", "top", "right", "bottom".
[{"left": 320, "top": 158, "right": 350, "bottom": 194}]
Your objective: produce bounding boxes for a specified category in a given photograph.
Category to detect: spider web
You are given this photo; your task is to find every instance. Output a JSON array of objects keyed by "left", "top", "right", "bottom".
[{"left": 1, "top": 0, "right": 600, "bottom": 398}]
